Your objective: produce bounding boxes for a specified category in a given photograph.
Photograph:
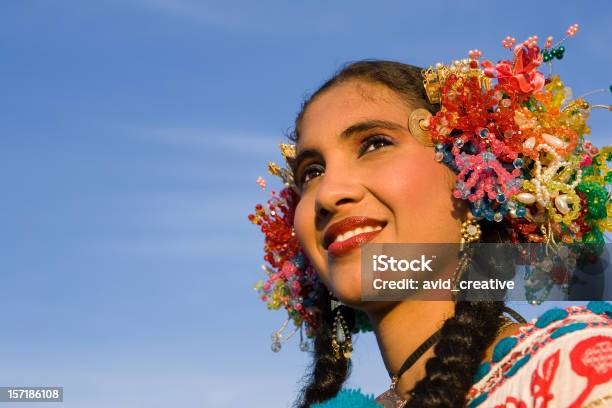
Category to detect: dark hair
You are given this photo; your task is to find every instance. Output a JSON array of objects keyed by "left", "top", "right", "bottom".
[
  {"left": 289, "top": 60, "right": 439, "bottom": 143},
  {"left": 292, "top": 60, "right": 512, "bottom": 408}
]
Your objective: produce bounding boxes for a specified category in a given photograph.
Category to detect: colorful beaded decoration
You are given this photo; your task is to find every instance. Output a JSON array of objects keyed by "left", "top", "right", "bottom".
[{"left": 249, "top": 24, "right": 612, "bottom": 350}]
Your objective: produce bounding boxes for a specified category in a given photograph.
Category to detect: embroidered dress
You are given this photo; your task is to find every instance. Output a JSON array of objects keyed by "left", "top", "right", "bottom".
[
  {"left": 465, "top": 302, "right": 612, "bottom": 408},
  {"left": 316, "top": 302, "right": 612, "bottom": 408}
]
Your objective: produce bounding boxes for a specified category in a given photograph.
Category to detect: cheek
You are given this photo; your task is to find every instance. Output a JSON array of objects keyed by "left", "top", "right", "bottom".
[
  {"left": 294, "top": 195, "right": 323, "bottom": 268},
  {"left": 294, "top": 195, "right": 333, "bottom": 286},
  {"left": 371, "top": 147, "right": 460, "bottom": 240},
  {"left": 293, "top": 198, "right": 312, "bottom": 250}
]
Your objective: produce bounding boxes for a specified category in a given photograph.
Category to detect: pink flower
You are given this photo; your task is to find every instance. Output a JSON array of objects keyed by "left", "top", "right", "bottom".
[{"left": 482, "top": 44, "right": 544, "bottom": 94}]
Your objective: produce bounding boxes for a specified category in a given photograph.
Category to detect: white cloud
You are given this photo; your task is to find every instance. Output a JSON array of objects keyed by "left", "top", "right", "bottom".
[
  {"left": 132, "top": 125, "right": 282, "bottom": 156},
  {"left": 96, "top": 232, "right": 257, "bottom": 258},
  {"left": 89, "top": 193, "right": 262, "bottom": 258}
]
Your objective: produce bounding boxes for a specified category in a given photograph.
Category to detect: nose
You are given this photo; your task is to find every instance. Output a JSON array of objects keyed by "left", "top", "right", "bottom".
[{"left": 314, "top": 167, "right": 365, "bottom": 223}]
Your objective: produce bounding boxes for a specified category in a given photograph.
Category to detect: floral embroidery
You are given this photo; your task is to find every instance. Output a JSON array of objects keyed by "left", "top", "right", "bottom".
[
  {"left": 493, "top": 396, "right": 528, "bottom": 408},
  {"left": 530, "top": 349, "right": 560, "bottom": 407},
  {"left": 466, "top": 304, "right": 612, "bottom": 407},
  {"left": 569, "top": 335, "right": 612, "bottom": 408}
]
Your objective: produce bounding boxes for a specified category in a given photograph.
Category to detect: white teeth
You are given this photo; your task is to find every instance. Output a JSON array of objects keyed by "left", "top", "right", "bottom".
[{"left": 333, "top": 225, "right": 383, "bottom": 243}]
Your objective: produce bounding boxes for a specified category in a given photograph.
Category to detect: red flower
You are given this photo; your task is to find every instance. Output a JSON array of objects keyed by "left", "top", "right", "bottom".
[
  {"left": 569, "top": 335, "right": 612, "bottom": 408},
  {"left": 530, "top": 349, "right": 560, "bottom": 407},
  {"left": 483, "top": 44, "right": 545, "bottom": 94}
]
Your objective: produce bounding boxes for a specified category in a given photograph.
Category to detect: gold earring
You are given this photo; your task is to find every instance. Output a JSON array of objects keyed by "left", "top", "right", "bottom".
[
  {"left": 460, "top": 217, "right": 481, "bottom": 250},
  {"left": 330, "top": 296, "right": 352, "bottom": 360},
  {"left": 452, "top": 217, "right": 481, "bottom": 296},
  {"left": 408, "top": 108, "right": 433, "bottom": 146}
]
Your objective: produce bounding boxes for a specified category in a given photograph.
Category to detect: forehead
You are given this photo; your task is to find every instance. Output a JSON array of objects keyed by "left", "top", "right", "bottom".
[{"left": 298, "top": 81, "right": 410, "bottom": 150}]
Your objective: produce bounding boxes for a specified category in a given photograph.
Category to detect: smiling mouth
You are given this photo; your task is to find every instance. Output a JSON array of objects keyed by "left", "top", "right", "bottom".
[
  {"left": 332, "top": 225, "right": 384, "bottom": 244},
  {"left": 327, "top": 226, "right": 384, "bottom": 258},
  {"left": 323, "top": 217, "right": 386, "bottom": 258}
]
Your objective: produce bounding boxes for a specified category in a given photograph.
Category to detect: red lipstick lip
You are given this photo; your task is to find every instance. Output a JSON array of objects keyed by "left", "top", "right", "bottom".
[
  {"left": 327, "top": 229, "right": 383, "bottom": 258},
  {"left": 323, "top": 216, "right": 386, "bottom": 257}
]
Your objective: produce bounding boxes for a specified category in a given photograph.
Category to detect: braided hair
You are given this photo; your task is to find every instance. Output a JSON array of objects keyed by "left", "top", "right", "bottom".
[
  {"left": 291, "top": 61, "right": 516, "bottom": 408},
  {"left": 297, "top": 286, "right": 356, "bottom": 407}
]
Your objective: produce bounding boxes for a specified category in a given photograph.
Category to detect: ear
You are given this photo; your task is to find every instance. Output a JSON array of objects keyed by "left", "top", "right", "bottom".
[{"left": 408, "top": 108, "right": 434, "bottom": 147}]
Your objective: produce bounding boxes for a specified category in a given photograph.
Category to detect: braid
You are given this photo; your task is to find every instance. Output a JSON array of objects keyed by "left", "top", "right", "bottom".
[
  {"left": 405, "top": 223, "right": 515, "bottom": 407},
  {"left": 405, "top": 301, "right": 505, "bottom": 407},
  {"left": 296, "top": 284, "right": 355, "bottom": 408}
]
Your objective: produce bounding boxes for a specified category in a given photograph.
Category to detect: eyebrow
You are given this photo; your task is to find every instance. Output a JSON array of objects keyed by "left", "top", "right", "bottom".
[{"left": 293, "top": 119, "right": 406, "bottom": 176}]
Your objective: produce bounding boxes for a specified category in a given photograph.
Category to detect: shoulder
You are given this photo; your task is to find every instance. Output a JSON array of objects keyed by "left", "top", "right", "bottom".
[{"left": 467, "top": 301, "right": 612, "bottom": 408}]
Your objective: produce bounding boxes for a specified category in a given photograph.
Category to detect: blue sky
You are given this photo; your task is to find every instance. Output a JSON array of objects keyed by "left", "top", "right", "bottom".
[{"left": 1, "top": 1, "right": 611, "bottom": 407}]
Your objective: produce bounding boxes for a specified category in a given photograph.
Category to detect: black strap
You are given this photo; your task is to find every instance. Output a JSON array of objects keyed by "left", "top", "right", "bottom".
[
  {"left": 503, "top": 306, "right": 527, "bottom": 323},
  {"left": 389, "top": 306, "right": 526, "bottom": 380},
  {"left": 389, "top": 327, "right": 443, "bottom": 380}
]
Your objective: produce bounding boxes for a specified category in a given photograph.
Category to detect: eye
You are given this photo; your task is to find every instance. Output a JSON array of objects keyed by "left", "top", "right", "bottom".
[
  {"left": 299, "top": 163, "right": 325, "bottom": 187},
  {"left": 296, "top": 135, "right": 393, "bottom": 190},
  {"left": 358, "top": 135, "right": 394, "bottom": 156}
]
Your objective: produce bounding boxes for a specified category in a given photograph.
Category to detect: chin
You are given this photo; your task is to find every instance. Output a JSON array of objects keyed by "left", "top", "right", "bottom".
[
  {"left": 327, "top": 265, "right": 364, "bottom": 307},
  {"left": 333, "top": 288, "right": 364, "bottom": 308},
  {"left": 333, "top": 286, "right": 395, "bottom": 314}
]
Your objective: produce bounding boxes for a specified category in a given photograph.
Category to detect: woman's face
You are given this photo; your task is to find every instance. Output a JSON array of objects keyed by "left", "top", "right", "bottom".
[{"left": 293, "top": 80, "right": 465, "bottom": 307}]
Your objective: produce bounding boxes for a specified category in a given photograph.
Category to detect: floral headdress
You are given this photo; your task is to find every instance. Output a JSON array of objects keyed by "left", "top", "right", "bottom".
[{"left": 249, "top": 24, "right": 612, "bottom": 351}]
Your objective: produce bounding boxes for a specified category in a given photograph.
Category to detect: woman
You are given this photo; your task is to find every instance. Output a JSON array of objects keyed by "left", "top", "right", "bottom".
[{"left": 250, "top": 29, "right": 612, "bottom": 407}]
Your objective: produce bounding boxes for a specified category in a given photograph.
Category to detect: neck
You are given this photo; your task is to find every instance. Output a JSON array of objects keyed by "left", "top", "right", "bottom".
[{"left": 366, "top": 300, "right": 455, "bottom": 398}]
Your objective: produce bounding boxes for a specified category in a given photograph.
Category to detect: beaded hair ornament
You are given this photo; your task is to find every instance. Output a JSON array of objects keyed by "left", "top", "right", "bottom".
[{"left": 249, "top": 24, "right": 612, "bottom": 352}]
